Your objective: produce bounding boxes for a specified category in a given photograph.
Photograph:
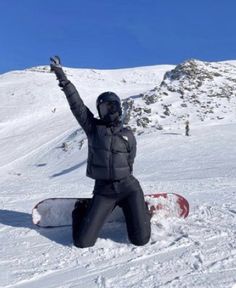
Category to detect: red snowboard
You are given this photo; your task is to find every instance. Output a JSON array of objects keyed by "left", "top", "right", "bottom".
[{"left": 32, "top": 193, "right": 189, "bottom": 228}]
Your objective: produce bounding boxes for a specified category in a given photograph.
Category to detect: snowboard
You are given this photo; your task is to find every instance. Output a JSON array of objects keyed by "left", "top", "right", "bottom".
[{"left": 32, "top": 193, "right": 189, "bottom": 228}]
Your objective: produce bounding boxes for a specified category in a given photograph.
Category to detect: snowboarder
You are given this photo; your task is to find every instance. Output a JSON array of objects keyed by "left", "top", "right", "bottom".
[
  {"left": 185, "top": 120, "right": 190, "bottom": 136},
  {"left": 50, "top": 56, "right": 151, "bottom": 248}
]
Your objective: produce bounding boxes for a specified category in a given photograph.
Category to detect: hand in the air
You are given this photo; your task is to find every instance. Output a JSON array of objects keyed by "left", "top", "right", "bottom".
[
  {"left": 49, "top": 55, "right": 68, "bottom": 83},
  {"left": 50, "top": 56, "right": 62, "bottom": 72}
]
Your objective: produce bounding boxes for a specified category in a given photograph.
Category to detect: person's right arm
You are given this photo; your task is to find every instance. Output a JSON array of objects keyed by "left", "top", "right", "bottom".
[{"left": 50, "top": 56, "right": 94, "bottom": 135}]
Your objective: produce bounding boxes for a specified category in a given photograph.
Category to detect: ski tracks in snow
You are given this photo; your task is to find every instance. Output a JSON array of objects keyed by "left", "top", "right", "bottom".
[{"left": 1, "top": 202, "right": 236, "bottom": 288}]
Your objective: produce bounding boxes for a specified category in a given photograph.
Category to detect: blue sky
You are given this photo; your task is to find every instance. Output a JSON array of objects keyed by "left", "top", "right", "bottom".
[{"left": 1, "top": 0, "right": 236, "bottom": 73}]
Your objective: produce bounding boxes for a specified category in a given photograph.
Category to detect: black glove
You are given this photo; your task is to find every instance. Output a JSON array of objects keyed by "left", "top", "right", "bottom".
[
  {"left": 50, "top": 56, "right": 68, "bottom": 84},
  {"left": 50, "top": 55, "right": 62, "bottom": 71}
]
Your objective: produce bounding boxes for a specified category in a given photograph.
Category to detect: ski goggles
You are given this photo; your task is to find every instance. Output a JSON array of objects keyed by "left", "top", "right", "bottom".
[{"left": 99, "top": 101, "right": 120, "bottom": 117}]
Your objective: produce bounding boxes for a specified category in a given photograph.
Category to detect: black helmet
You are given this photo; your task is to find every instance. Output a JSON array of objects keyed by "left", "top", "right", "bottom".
[{"left": 96, "top": 92, "right": 122, "bottom": 122}]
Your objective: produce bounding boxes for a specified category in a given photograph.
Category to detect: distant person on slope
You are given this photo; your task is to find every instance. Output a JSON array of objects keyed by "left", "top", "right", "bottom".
[
  {"left": 50, "top": 56, "right": 151, "bottom": 248},
  {"left": 185, "top": 120, "right": 190, "bottom": 136}
]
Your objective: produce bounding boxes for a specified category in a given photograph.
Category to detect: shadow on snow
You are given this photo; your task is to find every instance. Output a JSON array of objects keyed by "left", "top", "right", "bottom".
[
  {"left": 0, "top": 209, "right": 128, "bottom": 246},
  {"left": 50, "top": 160, "right": 87, "bottom": 178}
]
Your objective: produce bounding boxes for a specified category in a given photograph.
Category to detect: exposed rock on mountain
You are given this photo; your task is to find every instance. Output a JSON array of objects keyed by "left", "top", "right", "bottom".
[{"left": 123, "top": 59, "right": 236, "bottom": 133}]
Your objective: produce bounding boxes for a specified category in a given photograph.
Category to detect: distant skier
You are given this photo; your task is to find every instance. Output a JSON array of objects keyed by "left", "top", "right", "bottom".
[
  {"left": 185, "top": 120, "right": 190, "bottom": 136},
  {"left": 50, "top": 56, "right": 151, "bottom": 248}
]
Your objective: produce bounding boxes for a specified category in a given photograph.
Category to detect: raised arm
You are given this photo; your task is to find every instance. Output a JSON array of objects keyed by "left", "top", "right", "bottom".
[{"left": 50, "top": 56, "right": 95, "bottom": 135}]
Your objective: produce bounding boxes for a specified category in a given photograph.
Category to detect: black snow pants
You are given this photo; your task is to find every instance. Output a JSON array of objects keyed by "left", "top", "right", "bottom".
[{"left": 72, "top": 175, "right": 151, "bottom": 248}]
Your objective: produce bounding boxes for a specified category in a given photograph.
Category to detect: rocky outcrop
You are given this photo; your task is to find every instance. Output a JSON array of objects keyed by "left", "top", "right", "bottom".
[{"left": 122, "top": 59, "right": 236, "bottom": 133}]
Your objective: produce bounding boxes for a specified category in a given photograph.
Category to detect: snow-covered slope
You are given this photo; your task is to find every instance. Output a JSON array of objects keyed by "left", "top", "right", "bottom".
[{"left": 0, "top": 60, "right": 236, "bottom": 287}]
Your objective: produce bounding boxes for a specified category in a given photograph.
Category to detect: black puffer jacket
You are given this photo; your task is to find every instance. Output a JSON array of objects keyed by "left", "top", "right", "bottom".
[{"left": 61, "top": 81, "right": 136, "bottom": 180}]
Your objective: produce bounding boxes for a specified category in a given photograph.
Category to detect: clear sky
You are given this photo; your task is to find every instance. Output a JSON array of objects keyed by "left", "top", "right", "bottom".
[{"left": 1, "top": 0, "right": 236, "bottom": 73}]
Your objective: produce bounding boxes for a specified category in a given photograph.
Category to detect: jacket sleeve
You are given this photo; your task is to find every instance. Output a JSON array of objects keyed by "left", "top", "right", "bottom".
[
  {"left": 60, "top": 81, "right": 95, "bottom": 135},
  {"left": 128, "top": 133, "right": 137, "bottom": 172}
]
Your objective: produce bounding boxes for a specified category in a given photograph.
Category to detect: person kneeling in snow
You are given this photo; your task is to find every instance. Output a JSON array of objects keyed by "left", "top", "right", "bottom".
[{"left": 50, "top": 56, "right": 151, "bottom": 248}]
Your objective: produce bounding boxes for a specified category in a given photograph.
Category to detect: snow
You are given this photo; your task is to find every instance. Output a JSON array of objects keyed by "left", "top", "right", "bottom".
[{"left": 0, "top": 61, "right": 236, "bottom": 287}]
